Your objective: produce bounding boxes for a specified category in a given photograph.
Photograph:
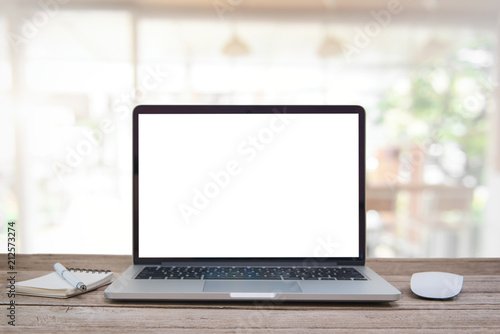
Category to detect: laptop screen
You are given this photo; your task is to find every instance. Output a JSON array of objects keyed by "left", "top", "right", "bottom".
[{"left": 135, "top": 106, "right": 364, "bottom": 261}]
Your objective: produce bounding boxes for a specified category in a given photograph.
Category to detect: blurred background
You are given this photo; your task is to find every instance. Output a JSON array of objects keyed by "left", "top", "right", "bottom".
[{"left": 0, "top": 0, "right": 499, "bottom": 257}]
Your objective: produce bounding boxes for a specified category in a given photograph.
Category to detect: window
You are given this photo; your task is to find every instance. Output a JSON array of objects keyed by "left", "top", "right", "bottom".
[
  {"left": 0, "top": 15, "right": 16, "bottom": 248},
  {"left": 4, "top": 10, "right": 134, "bottom": 254},
  {"left": 1, "top": 2, "right": 499, "bottom": 257}
]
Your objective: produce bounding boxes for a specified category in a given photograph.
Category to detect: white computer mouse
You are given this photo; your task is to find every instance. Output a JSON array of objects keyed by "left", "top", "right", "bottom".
[{"left": 410, "top": 272, "right": 463, "bottom": 299}]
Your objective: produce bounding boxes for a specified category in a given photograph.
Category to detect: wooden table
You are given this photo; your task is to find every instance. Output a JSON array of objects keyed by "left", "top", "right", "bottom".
[{"left": 2, "top": 255, "right": 500, "bottom": 333}]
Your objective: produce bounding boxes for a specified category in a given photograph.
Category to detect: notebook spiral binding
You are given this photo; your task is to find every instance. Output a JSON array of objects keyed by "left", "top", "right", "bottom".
[{"left": 68, "top": 268, "right": 111, "bottom": 274}]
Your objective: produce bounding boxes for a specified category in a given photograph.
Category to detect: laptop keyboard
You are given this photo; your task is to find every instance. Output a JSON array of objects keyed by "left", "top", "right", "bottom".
[{"left": 135, "top": 266, "right": 367, "bottom": 281}]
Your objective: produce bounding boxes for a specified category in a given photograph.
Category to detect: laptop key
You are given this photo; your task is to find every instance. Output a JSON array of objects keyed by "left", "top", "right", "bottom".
[{"left": 135, "top": 266, "right": 367, "bottom": 280}]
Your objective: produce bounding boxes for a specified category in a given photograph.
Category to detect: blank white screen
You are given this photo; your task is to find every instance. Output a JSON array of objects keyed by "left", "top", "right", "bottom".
[{"left": 139, "top": 113, "right": 359, "bottom": 258}]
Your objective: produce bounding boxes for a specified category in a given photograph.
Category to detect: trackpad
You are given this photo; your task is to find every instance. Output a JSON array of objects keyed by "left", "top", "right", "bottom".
[{"left": 203, "top": 281, "right": 302, "bottom": 293}]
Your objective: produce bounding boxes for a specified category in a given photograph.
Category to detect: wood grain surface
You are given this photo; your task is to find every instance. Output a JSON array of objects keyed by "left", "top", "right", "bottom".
[{"left": 1, "top": 255, "right": 500, "bottom": 332}]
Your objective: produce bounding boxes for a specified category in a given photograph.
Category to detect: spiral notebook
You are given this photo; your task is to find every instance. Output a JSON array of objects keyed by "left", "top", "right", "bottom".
[{"left": 15, "top": 268, "right": 114, "bottom": 298}]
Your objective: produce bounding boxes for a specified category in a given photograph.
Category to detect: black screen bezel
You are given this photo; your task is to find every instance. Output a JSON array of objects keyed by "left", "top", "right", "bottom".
[{"left": 133, "top": 105, "right": 366, "bottom": 266}]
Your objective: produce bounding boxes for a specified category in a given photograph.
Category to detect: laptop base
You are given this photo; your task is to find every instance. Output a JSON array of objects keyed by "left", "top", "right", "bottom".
[{"left": 105, "top": 265, "right": 400, "bottom": 302}]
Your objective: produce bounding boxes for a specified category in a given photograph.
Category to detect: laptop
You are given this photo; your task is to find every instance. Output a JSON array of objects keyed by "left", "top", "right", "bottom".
[{"left": 104, "top": 105, "right": 401, "bottom": 302}]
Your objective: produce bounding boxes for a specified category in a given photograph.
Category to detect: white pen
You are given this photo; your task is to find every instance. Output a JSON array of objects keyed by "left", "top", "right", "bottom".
[{"left": 54, "top": 263, "right": 87, "bottom": 291}]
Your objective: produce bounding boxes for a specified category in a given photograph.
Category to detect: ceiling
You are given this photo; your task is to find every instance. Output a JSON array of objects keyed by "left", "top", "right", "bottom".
[
  {"left": 11, "top": 0, "right": 500, "bottom": 13},
  {"left": 9, "top": 0, "right": 500, "bottom": 26}
]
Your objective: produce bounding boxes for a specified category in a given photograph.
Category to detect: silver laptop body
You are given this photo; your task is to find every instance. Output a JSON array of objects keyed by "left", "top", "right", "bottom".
[{"left": 105, "top": 105, "right": 401, "bottom": 302}]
